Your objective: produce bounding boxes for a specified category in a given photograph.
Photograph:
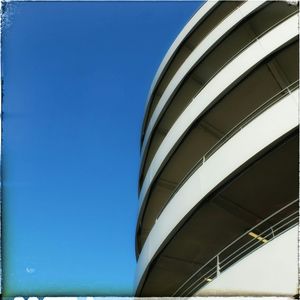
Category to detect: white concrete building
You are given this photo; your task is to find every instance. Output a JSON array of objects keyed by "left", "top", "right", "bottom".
[{"left": 135, "top": 0, "right": 299, "bottom": 297}]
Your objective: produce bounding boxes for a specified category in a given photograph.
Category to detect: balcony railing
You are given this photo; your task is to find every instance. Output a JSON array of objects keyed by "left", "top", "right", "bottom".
[
  {"left": 157, "top": 79, "right": 299, "bottom": 219},
  {"left": 188, "top": 10, "right": 298, "bottom": 109},
  {"left": 172, "top": 199, "right": 299, "bottom": 296}
]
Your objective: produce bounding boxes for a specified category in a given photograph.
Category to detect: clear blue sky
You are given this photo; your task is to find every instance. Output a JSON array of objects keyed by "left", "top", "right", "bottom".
[{"left": 2, "top": 1, "right": 201, "bottom": 296}]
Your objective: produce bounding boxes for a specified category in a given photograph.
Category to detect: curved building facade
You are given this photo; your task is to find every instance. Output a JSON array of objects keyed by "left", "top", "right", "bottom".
[{"left": 135, "top": 0, "right": 299, "bottom": 297}]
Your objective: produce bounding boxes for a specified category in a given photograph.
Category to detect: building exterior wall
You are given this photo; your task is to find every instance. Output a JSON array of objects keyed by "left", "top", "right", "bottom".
[{"left": 135, "top": 1, "right": 299, "bottom": 296}]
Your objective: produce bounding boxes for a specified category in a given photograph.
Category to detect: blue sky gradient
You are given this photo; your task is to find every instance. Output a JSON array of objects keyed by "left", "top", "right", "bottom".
[{"left": 2, "top": 1, "right": 201, "bottom": 296}]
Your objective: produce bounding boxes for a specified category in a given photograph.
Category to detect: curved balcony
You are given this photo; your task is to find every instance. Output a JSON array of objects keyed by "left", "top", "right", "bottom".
[
  {"left": 136, "top": 14, "right": 299, "bottom": 254},
  {"left": 142, "top": 0, "right": 242, "bottom": 142},
  {"left": 135, "top": 88, "right": 299, "bottom": 295},
  {"left": 137, "top": 78, "right": 298, "bottom": 252},
  {"left": 139, "top": 2, "right": 298, "bottom": 186},
  {"left": 174, "top": 200, "right": 298, "bottom": 296}
]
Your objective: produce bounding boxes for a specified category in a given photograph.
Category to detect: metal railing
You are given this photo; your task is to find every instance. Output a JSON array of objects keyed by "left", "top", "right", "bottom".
[
  {"left": 187, "top": 10, "right": 298, "bottom": 109},
  {"left": 172, "top": 199, "right": 299, "bottom": 296},
  {"left": 156, "top": 79, "right": 299, "bottom": 219}
]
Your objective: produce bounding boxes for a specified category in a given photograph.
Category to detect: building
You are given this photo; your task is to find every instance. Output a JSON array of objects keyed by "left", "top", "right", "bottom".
[{"left": 135, "top": 0, "right": 299, "bottom": 297}]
